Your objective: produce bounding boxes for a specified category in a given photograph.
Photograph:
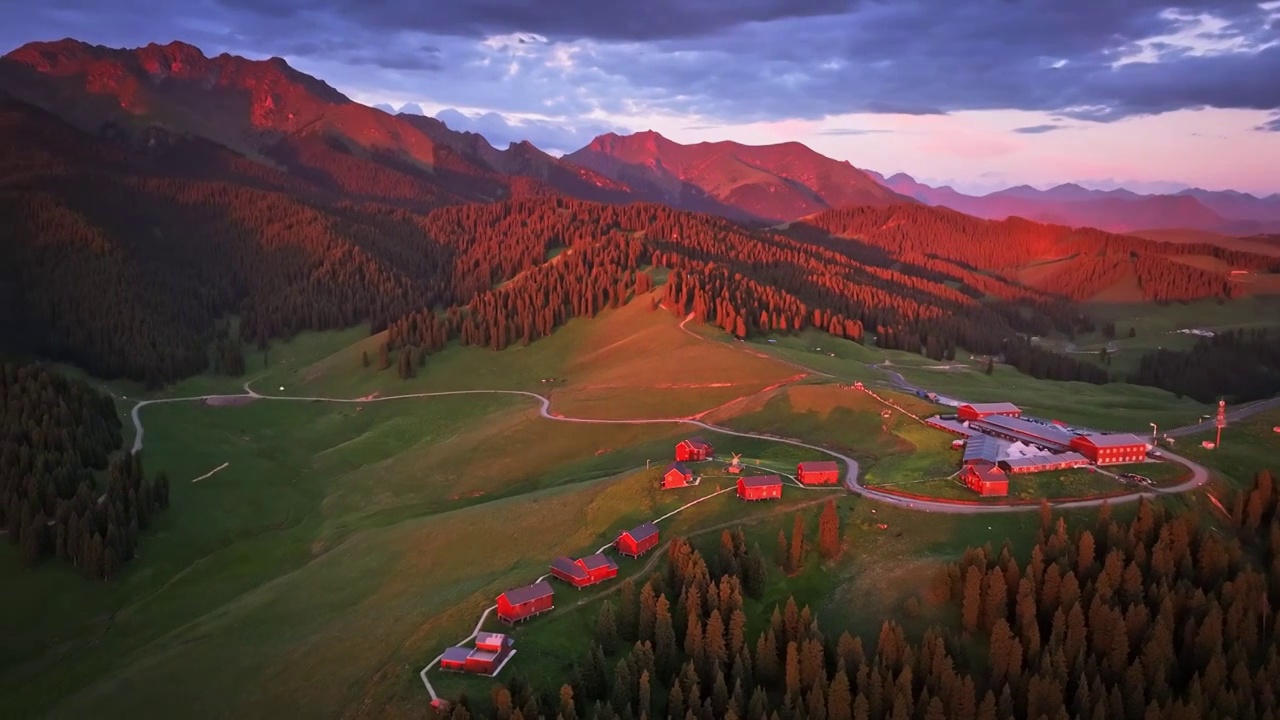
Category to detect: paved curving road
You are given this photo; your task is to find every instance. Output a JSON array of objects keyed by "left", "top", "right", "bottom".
[{"left": 129, "top": 378, "right": 1213, "bottom": 515}]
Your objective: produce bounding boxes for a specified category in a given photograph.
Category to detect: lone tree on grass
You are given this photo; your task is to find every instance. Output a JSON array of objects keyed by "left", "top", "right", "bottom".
[
  {"left": 818, "top": 499, "right": 841, "bottom": 559},
  {"left": 788, "top": 514, "right": 806, "bottom": 573}
]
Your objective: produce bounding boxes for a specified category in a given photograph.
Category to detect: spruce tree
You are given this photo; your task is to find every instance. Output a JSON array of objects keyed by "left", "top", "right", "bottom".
[
  {"left": 789, "top": 514, "right": 806, "bottom": 572},
  {"left": 818, "top": 500, "right": 841, "bottom": 559},
  {"left": 597, "top": 601, "right": 619, "bottom": 655}
]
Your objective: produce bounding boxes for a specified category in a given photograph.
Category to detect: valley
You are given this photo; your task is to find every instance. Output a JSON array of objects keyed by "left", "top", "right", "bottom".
[{"left": 0, "top": 29, "right": 1278, "bottom": 720}]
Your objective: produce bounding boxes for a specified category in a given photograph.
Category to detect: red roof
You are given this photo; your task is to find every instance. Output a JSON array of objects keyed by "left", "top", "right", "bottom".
[
  {"left": 501, "top": 580, "right": 554, "bottom": 605},
  {"left": 625, "top": 521, "right": 659, "bottom": 542},
  {"left": 739, "top": 474, "right": 782, "bottom": 488},
  {"left": 1075, "top": 433, "right": 1148, "bottom": 448},
  {"left": 798, "top": 461, "right": 839, "bottom": 473}
]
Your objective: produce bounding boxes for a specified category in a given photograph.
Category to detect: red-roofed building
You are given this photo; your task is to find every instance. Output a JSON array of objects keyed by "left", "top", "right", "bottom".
[
  {"left": 439, "top": 632, "right": 515, "bottom": 675},
  {"left": 957, "top": 402, "right": 1022, "bottom": 422},
  {"left": 675, "top": 437, "right": 715, "bottom": 462},
  {"left": 496, "top": 580, "right": 554, "bottom": 624},
  {"left": 617, "top": 521, "right": 660, "bottom": 558},
  {"left": 737, "top": 475, "right": 783, "bottom": 501},
  {"left": 661, "top": 462, "right": 693, "bottom": 489},
  {"left": 797, "top": 460, "right": 840, "bottom": 485},
  {"left": 1070, "top": 433, "right": 1149, "bottom": 465},
  {"left": 550, "top": 553, "right": 619, "bottom": 588},
  {"left": 960, "top": 464, "right": 1009, "bottom": 497}
]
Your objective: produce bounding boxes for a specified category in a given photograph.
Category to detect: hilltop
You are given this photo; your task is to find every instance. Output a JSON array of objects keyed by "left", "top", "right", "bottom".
[{"left": 566, "top": 130, "right": 909, "bottom": 223}]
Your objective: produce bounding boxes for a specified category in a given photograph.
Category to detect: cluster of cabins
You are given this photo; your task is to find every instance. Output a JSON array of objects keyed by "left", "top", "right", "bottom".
[
  {"left": 665, "top": 437, "right": 841, "bottom": 500},
  {"left": 927, "top": 403, "right": 1151, "bottom": 497},
  {"left": 442, "top": 437, "right": 841, "bottom": 676}
]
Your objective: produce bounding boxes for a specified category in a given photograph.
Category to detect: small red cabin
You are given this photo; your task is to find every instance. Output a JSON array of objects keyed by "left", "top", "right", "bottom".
[
  {"left": 960, "top": 464, "right": 1009, "bottom": 497},
  {"left": 616, "top": 521, "right": 660, "bottom": 558},
  {"left": 1069, "top": 433, "right": 1148, "bottom": 465},
  {"left": 439, "top": 631, "right": 515, "bottom": 676},
  {"left": 661, "top": 462, "right": 694, "bottom": 489},
  {"left": 496, "top": 580, "right": 555, "bottom": 624},
  {"left": 797, "top": 460, "right": 840, "bottom": 485},
  {"left": 675, "top": 437, "right": 715, "bottom": 462},
  {"left": 737, "top": 475, "right": 783, "bottom": 501},
  {"left": 550, "top": 553, "right": 619, "bottom": 588},
  {"left": 956, "top": 402, "right": 1022, "bottom": 422}
]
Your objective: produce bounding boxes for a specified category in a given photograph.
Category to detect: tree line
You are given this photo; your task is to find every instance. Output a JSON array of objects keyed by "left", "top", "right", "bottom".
[
  {"left": 1130, "top": 329, "right": 1280, "bottom": 403},
  {"left": 0, "top": 362, "right": 169, "bottom": 578},
  {"left": 436, "top": 489, "right": 1280, "bottom": 720}
]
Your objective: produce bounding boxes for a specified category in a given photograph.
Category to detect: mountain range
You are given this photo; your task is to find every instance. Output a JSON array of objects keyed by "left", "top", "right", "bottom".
[
  {"left": 3, "top": 36, "right": 1279, "bottom": 399},
  {"left": 4, "top": 38, "right": 1277, "bottom": 236}
]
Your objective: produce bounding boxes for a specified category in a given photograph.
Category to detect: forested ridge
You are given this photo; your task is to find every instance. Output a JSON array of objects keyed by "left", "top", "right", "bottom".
[
  {"left": 441, "top": 483, "right": 1280, "bottom": 720},
  {"left": 3, "top": 83, "right": 1278, "bottom": 397},
  {"left": 797, "top": 205, "right": 1280, "bottom": 303},
  {"left": 0, "top": 362, "right": 168, "bottom": 578}
]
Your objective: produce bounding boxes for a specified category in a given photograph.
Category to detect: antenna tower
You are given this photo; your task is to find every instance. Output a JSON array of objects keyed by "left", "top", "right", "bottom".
[{"left": 1215, "top": 399, "right": 1227, "bottom": 447}]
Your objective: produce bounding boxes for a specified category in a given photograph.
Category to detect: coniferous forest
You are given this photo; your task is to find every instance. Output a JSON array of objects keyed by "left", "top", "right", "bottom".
[
  {"left": 4, "top": 86, "right": 1279, "bottom": 401},
  {"left": 437, "top": 482, "right": 1280, "bottom": 720},
  {"left": 0, "top": 362, "right": 168, "bottom": 578}
]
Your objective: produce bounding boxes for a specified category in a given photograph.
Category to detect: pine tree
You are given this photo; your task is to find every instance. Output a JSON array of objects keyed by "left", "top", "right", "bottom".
[
  {"left": 619, "top": 579, "right": 638, "bottom": 640},
  {"left": 560, "top": 684, "right": 578, "bottom": 720},
  {"left": 962, "top": 565, "right": 983, "bottom": 633},
  {"left": 776, "top": 531, "right": 788, "bottom": 570},
  {"left": 654, "top": 595, "right": 677, "bottom": 678},
  {"left": 818, "top": 500, "right": 841, "bottom": 559},
  {"left": 828, "top": 670, "right": 852, "bottom": 720},
  {"left": 597, "top": 600, "right": 619, "bottom": 655},
  {"left": 789, "top": 514, "right": 806, "bottom": 573},
  {"left": 639, "top": 582, "right": 658, "bottom": 643},
  {"left": 582, "top": 644, "right": 608, "bottom": 700},
  {"left": 638, "top": 670, "right": 651, "bottom": 720},
  {"left": 361, "top": 350, "right": 370, "bottom": 368}
]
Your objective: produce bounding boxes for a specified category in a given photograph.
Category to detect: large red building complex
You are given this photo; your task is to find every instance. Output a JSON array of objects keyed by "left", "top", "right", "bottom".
[
  {"left": 496, "top": 580, "right": 554, "bottom": 624},
  {"left": 675, "top": 437, "right": 714, "bottom": 462},
  {"left": 956, "top": 402, "right": 1023, "bottom": 422},
  {"left": 970, "top": 414, "right": 1074, "bottom": 451},
  {"left": 797, "top": 460, "right": 840, "bottom": 485},
  {"left": 439, "top": 632, "right": 515, "bottom": 675},
  {"left": 1070, "top": 433, "right": 1149, "bottom": 465},
  {"left": 661, "top": 462, "right": 693, "bottom": 489},
  {"left": 550, "top": 553, "right": 619, "bottom": 588},
  {"left": 617, "top": 521, "right": 660, "bottom": 557},
  {"left": 737, "top": 475, "right": 783, "bottom": 501}
]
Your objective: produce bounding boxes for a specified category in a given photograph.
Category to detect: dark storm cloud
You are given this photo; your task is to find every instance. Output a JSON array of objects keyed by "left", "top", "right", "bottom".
[
  {"left": 212, "top": 0, "right": 858, "bottom": 42},
  {"left": 1013, "top": 125, "right": 1066, "bottom": 134},
  {"left": 1258, "top": 116, "right": 1280, "bottom": 132},
  {"left": 2, "top": 0, "right": 1278, "bottom": 128}
]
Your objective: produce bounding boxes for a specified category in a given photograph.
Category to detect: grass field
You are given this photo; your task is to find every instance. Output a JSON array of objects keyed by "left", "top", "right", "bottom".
[
  {"left": 0, "top": 304, "right": 829, "bottom": 720},
  {"left": 1057, "top": 296, "right": 1280, "bottom": 373},
  {"left": 214, "top": 294, "right": 802, "bottom": 421},
  {"left": 4, "top": 287, "right": 1265, "bottom": 718},
  {"left": 682, "top": 323, "right": 1213, "bottom": 431},
  {"left": 2, "top": 393, "right": 771, "bottom": 719},
  {"left": 1175, "top": 407, "right": 1280, "bottom": 489}
]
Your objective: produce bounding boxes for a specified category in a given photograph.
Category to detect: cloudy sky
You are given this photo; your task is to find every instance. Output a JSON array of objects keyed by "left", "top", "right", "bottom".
[{"left": 3, "top": 0, "right": 1279, "bottom": 195}]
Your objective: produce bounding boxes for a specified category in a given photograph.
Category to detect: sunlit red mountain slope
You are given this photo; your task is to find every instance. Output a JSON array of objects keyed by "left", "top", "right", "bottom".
[
  {"left": 0, "top": 39, "right": 638, "bottom": 209},
  {"left": 566, "top": 130, "right": 910, "bottom": 223}
]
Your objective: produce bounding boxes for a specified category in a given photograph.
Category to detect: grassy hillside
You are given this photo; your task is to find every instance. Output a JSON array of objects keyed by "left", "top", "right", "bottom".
[{"left": 714, "top": 325, "right": 1211, "bottom": 431}]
